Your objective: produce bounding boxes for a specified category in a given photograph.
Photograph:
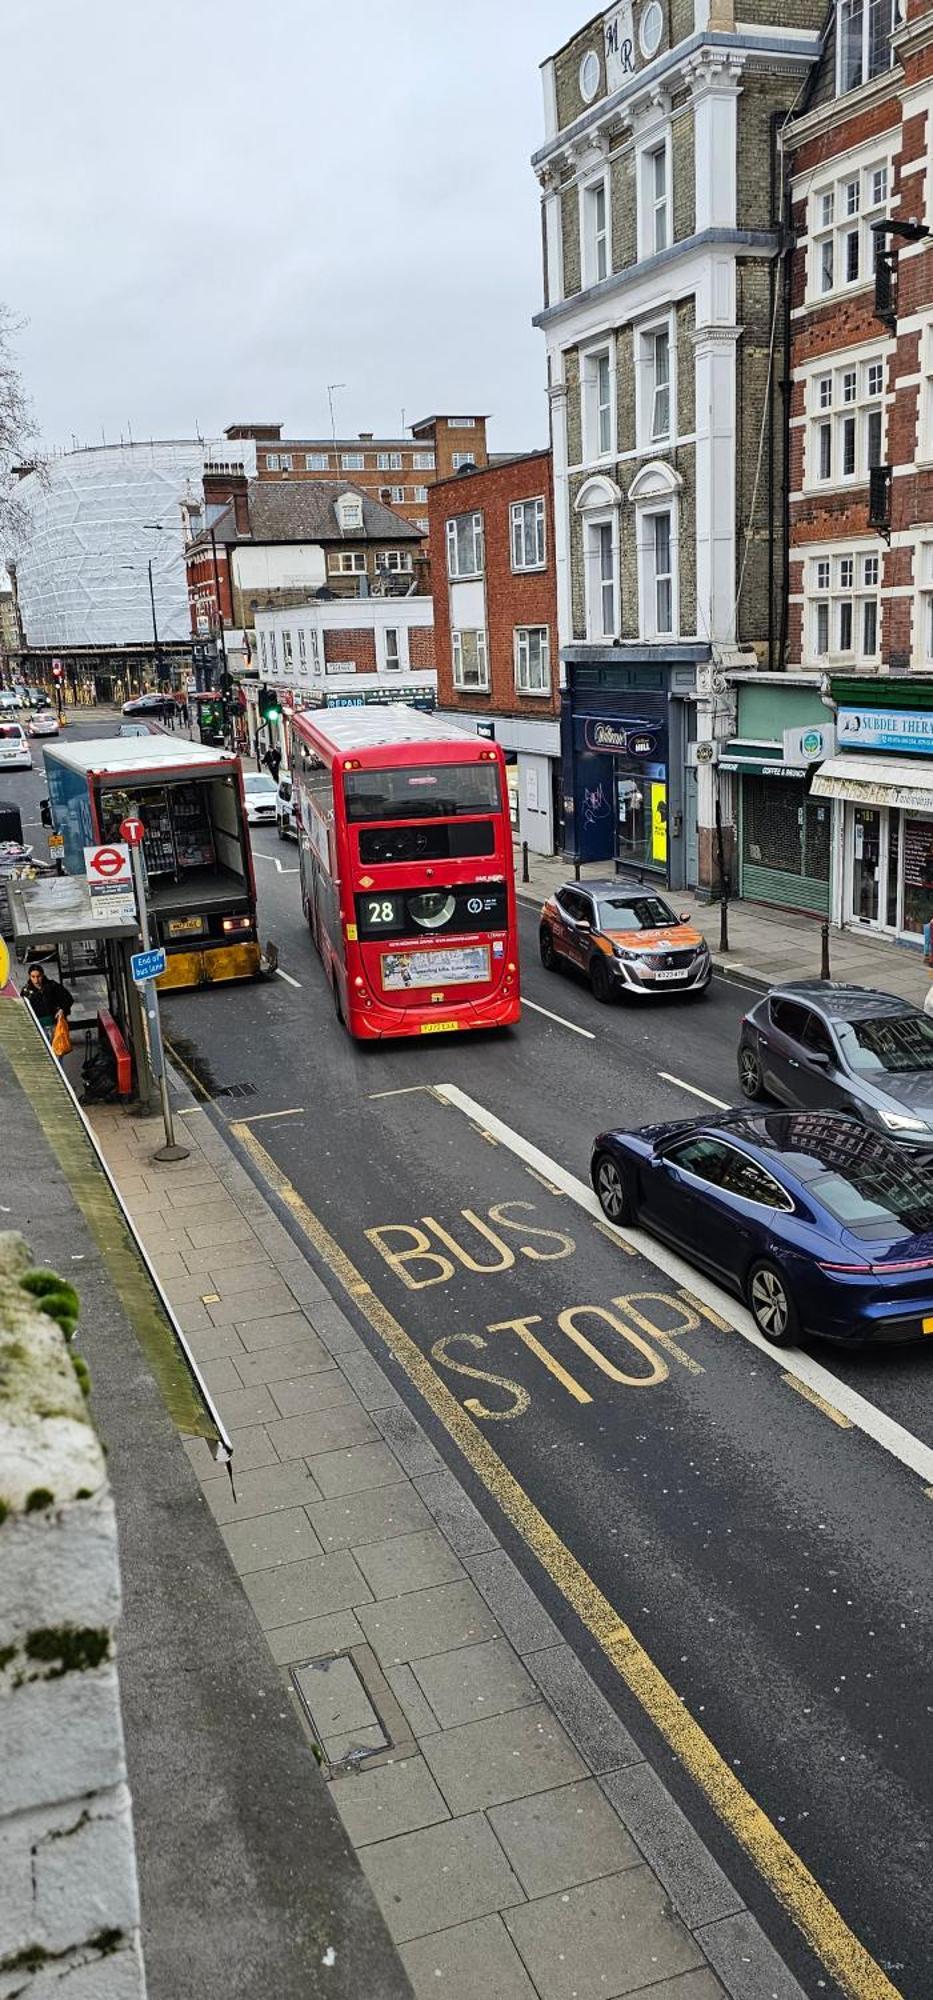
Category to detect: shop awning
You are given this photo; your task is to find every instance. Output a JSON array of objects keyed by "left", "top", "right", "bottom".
[
  {"left": 719, "top": 741, "right": 806, "bottom": 778},
  {"left": 811, "top": 755, "right": 933, "bottom": 813}
]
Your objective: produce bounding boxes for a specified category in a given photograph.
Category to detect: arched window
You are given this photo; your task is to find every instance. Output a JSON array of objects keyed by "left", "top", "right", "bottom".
[
  {"left": 575, "top": 475, "right": 622, "bottom": 641},
  {"left": 627, "top": 461, "right": 683, "bottom": 640}
]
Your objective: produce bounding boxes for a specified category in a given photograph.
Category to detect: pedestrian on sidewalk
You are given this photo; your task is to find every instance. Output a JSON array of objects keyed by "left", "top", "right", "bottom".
[
  {"left": 264, "top": 744, "right": 282, "bottom": 784},
  {"left": 24, "top": 963, "right": 73, "bottom": 1037}
]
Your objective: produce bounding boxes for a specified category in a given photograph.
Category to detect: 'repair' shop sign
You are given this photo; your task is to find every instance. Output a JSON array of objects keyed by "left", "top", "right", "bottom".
[{"left": 838, "top": 709, "right": 933, "bottom": 755}]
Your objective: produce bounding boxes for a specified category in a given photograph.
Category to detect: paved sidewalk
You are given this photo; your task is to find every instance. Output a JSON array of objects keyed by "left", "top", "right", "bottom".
[
  {"left": 83, "top": 1084, "right": 809, "bottom": 2000},
  {"left": 514, "top": 843, "right": 933, "bottom": 1007}
]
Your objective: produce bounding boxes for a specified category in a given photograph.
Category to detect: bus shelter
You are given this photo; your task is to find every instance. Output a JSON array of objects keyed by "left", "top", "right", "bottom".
[{"left": 7, "top": 874, "right": 153, "bottom": 1108}]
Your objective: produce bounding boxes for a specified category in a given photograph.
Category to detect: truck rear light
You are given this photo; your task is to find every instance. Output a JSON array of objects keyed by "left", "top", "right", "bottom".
[{"left": 222, "top": 916, "right": 251, "bottom": 934}]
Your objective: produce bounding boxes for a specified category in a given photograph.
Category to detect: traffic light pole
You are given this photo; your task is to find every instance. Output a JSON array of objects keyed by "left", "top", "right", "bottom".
[{"left": 128, "top": 836, "right": 188, "bottom": 1163}]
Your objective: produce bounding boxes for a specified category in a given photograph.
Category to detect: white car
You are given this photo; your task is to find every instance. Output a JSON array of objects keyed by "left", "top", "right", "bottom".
[
  {"left": 28, "top": 709, "right": 60, "bottom": 738},
  {"left": 243, "top": 770, "right": 278, "bottom": 825},
  {"left": 0, "top": 723, "right": 32, "bottom": 770},
  {"left": 0, "top": 691, "right": 20, "bottom": 716},
  {"left": 276, "top": 775, "right": 296, "bottom": 839}
]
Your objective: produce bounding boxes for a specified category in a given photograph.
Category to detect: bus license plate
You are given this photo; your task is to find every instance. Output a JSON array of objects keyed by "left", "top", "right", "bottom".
[
  {"left": 420, "top": 1021, "right": 460, "bottom": 1034},
  {"left": 168, "top": 917, "right": 206, "bottom": 937}
]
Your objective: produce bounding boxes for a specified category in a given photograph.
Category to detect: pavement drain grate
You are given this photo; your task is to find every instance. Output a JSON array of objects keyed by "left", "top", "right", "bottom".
[
  {"left": 292, "top": 1654, "right": 390, "bottom": 1770},
  {"left": 216, "top": 1081, "right": 258, "bottom": 1100}
]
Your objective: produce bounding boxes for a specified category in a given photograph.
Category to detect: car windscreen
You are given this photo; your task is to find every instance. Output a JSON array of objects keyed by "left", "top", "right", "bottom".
[
  {"left": 594, "top": 895, "right": 676, "bottom": 930},
  {"left": 806, "top": 1162, "right": 933, "bottom": 1237},
  {"left": 245, "top": 774, "right": 276, "bottom": 793},
  {"left": 835, "top": 1013, "right": 933, "bottom": 1074},
  {"left": 344, "top": 763, "right": 501, "bottom": 823}
]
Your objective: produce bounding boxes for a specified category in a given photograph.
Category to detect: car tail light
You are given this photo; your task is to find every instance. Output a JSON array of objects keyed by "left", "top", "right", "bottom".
[
  {"left": 222, "top": 916, "right": 251, "bottom": 934},
  {"left": 819, "top": 1257, "right": 933, "bottom": 1275}
]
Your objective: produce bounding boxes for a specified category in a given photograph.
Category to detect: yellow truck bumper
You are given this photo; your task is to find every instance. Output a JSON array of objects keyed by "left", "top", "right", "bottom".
[{"left": 156, "top": 942, "right": 261, "bottom": 991}]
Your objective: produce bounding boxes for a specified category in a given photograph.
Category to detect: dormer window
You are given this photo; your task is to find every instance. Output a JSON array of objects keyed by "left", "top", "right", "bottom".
[
  {"left": 837, "top": 0, "right": 900, "bottom": 95},
  {"left": 336, "top": 493, "right": 364, "bottom": 531}
]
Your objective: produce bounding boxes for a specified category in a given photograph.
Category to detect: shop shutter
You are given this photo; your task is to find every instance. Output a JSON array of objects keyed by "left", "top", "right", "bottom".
[{"left": 739, "top": 777, "right": 830, "bottom": 915}]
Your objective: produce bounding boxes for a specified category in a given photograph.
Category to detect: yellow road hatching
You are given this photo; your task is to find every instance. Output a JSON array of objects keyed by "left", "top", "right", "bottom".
[{"left": 232, "top": 1116, "right": 904, "bottom": 2000}]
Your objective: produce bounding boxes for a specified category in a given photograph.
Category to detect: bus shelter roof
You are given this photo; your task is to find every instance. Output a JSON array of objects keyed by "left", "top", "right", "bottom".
[{"left": 8, "top": 875, "right": 140, "bottom": 948}]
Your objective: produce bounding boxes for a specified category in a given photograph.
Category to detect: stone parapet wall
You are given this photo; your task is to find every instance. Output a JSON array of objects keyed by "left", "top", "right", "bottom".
[{"left": 0, "top": 1232, "right": 146, "bottom": 1998}]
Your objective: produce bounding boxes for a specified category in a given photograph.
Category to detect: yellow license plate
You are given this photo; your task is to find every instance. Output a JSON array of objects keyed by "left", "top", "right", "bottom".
[
  {"left": 168, "top": 917, "right": 206, "bottom": 936},
  {"left": 420, "top": 1020, "right": 460, "bottom": 1034}
]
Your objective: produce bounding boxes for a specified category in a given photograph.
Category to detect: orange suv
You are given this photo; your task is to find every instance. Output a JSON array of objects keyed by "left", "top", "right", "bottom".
[{"left": 539, "top": 878, "right": 711, "bottom": 1004}]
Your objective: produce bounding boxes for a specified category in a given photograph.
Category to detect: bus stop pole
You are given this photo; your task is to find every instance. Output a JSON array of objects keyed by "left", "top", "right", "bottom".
[{"left": 129, "top": 842, "right": 188, "bottom": 1163}]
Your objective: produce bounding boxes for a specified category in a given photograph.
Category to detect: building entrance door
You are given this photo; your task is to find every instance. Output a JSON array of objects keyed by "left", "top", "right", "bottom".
[{"left": 850, "top": 807, "right": 883, "bottom": 925}]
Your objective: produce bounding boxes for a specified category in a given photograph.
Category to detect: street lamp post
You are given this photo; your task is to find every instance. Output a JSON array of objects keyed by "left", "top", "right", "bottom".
[
  {"left": 209, "top": 525, "right": 232, "bottom": 747},
  {"left": 141, "top": 523, "right": 166, "bottom": 688}
]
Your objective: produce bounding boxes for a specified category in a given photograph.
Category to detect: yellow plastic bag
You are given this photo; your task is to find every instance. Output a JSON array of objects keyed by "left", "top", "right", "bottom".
[{"left": 51, "top": 1015, "right": 72, "bottom": 1058}]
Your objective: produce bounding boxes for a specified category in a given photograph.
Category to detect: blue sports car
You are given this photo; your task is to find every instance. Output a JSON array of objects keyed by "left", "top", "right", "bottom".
[{"left": 591, "top": 1109, "right": 933, "bottom": 1346}]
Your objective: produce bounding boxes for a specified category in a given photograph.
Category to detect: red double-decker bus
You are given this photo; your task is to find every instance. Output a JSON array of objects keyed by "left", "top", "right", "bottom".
[{"left": 290, "top": 706, "right": 520, "bottom": 1039}]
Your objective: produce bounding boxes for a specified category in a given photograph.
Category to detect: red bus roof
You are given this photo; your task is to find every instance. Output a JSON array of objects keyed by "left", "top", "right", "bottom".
[{"left": 290, "top": 705, "right": 494, "bottom": 767}]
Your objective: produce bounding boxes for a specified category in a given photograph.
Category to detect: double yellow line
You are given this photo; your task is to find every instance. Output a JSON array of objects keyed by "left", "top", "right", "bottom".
[{"left": 232, "top": 1118, "right": 902, "bottom": 2000}]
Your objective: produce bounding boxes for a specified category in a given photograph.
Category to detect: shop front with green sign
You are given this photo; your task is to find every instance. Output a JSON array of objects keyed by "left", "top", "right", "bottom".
[{"left": 721, "top": 680, "right": 832, "bottom": 915}]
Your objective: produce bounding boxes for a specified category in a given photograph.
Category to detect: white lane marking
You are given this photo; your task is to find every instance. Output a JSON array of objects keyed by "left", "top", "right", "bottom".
[
  {"left": 434, "top": 1082, "right": 933, "bottom": 1491},
  {"left": 523, "top": 998, "right": 596, "bottom": 1041},
  {"left": 237, "top": 1106, "right": 305, "bottom": 1124},
  {"left": 658, "top": 1072, "right": 730, "bottom": 1110},
  {"left": 368, "top": 1085, "right": 436, "bottom": 1100},
  {"left": 253, "top": 851, "right": 299, "bottom": 875},
  {"left": 275, "top": 968, "right": 302, "bottom": 989}
]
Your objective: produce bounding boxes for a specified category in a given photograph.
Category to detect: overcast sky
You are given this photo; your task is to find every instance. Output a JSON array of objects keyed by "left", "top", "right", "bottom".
[{"left": 5, "top": 0, "right": 585, "bottom": 461}]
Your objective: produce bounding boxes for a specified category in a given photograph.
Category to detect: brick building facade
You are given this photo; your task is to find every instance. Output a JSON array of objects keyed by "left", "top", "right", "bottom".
[
  {"left": 429, "top": 451, "right": 561, "bottom": 853},
  {"left": 183, "top": 469, "right": 425, "bottom": 686},
  {"left": 534, "top": 0, "right": 826, "bottom": 890},
  {"left": 220, "top": 416, "right": 489, "bottom": 536},
  {"left": 784, "top": 0, "right": 933, "bottom": 944}
]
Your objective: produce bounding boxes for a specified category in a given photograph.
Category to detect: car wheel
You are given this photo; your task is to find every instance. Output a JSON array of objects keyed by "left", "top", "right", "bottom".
[
  {"left": 593, "top": 1152, "right": 631, "bottom": 1226},
  {"left": 539, "top": 926, "right": 557, "bottom": 972},
  {"left": 747, "top": 1261, "right": 798, "bottom": 1346},
  {"left": 589, "top": 954, "right": 615, "bottom": 1004},
  {"left": 739, "top": 1044, "right": 765, "bottom": 1100}
]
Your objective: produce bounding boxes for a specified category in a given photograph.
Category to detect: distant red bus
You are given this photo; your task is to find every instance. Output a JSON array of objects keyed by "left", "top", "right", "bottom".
[{"left": 291, "top": 706, "right": 520, "bottom": 1039}]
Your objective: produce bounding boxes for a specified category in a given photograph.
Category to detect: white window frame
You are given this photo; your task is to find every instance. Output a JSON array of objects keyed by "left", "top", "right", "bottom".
[
  {"left": 510, "top": 496, "right": 546, "bottom": 571},
  {"left": 282, "top": 629, "right": 293, "bottom": 668},
  {"left": 805, "top": 353, "right": 886, "bottom": 489},
  {"left": 269, "top": 631, "right": 278, "bottom": 671},
  {"left": 297, "top": 628, "right": 307, "bottom": 672},
  {"left": 581, "top": 342, "right": 615, "bottom": 464},
  {"left": 636, "top": 315, "right": 674, "bottom": 449},
  {"left": 416, "top": 516, "right": 429, "bottom": 531},
  {"left": 266, "top": 453, "right": 280, "bottom": 471},
  {"left": 914, "top": 539, "right": 933, "bottom": 667},
  {"left": 306, "top": 451, "right": 328, "bottom": 470},
  {"left": 919, "top": 320, "right": 933, "bottom": 464},
  {"left": 446, "top": 511, "right": 485, "bottom": 579},
  {"left": 807, "top": 154, "right": 891, "bottom": 302},
  {"left": 836, "top": 0, "right": 899, "bottom": 96},
  {"left": 412, "top": 485, "right": 429, "bottom": 504},
  {"left": 378, "top": 550, "right": 413, "bottom": 574},
  {"left": 341, "top": 451, "right": 365, "bottom": 471},
  {"left": 449, "top": 417, "right": 476, "bottom": 428},
  {"left": 586, "top": 516, "right": 618, "bottom": 640},
  {"left": 637, "top": 132, "right": 671, "bottom": 260},
  {"left": 413, "top": 451, "right": 436, "bottom": 470},
  {"left": 451, "top": 451, "right": 477, "bottom": 470},
  {"left": 279, "top": 453, "right": 293, "bottom": 471},
  {"left": 514, "top": 625, "right": 551, "bottom": 696},
  {"left": 451, "top": 628, "right": 489, "bottom": 690},
  {"left": 628, "top": 460, "right": 683, "bottom": 641},
  {"left": 259, "top": 630, "right": 268, "bottom": 672},
  {"left": 581, "top": 173, "right": 610, "bottom": 287},
  {"left": 384, "top": 626, "right": 402, "bottom": 670},
  {"left": 328, "top": 550, "right": 367, "bottom": 574},
  {"left": 337, "top": 495, "right": 364, "bottom": 530},
  {"left": 377, "top": 452, "right": 402, "bottom": 470},
  {"left": 389, "top": 485, "right": 405, "bottom": 504},
  {"left": 805, "top": 546, "right": 882, "bottom": 665}
]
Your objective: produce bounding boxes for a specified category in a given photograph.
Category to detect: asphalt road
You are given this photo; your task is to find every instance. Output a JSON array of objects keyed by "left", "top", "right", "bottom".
[{"left": 10, "top": 726, "right": 933, "bottom": 1998}]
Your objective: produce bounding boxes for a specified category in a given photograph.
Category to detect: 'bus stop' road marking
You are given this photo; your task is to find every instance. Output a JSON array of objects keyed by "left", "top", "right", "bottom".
[{"left": 433, "top": 1082, "right": 933, "bottom": 1494}]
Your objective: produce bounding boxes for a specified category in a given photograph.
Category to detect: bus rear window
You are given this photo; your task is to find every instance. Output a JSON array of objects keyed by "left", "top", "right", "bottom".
[{"left": 344, "top": 763, "right": 501, "bottom": 822}]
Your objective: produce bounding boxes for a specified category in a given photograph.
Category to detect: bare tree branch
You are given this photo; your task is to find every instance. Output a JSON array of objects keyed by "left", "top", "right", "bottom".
[{"left": 0, "top": 305, "right": 37, "bottom": 554}]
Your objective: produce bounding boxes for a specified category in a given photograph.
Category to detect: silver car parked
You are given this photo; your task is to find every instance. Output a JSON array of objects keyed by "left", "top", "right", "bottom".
[{"left": 738, "top": 981, "right": 933, "bottom": 1146}]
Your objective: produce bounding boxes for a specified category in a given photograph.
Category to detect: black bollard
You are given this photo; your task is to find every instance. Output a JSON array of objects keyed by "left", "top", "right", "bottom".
[
  {"left": 820, "top": 919, "right": 831, "bottom": 981},
  {"left": 521, "top": 841, "right": 530, "bottom": 885},
  {"left": 573, "top": 854, "right": 581, "bottom": 882}
]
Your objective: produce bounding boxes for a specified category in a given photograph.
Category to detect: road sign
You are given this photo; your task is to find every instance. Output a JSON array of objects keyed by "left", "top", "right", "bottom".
[
  {"left": 48, "top": 832, "right": 64, "bottom": 853},
  {"left": 83, "top": 843, "right": 137, "bottom": 924},
  {"left": 52, "top": 660, "right": 63, "bottom": 680},
  {"left": 131, "top": 946, "right": 167, "bottom": 984},
  {"left": 85, "top": 844, "right": 131, "bottom": 884},
  {"left": 120, "top": 816, "right": 145, "bottom": 847}
]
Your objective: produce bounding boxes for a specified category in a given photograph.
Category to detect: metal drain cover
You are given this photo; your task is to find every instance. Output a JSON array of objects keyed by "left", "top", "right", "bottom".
[
  {"left": 292, "top": 1655, "right": 389, "bottom": 1766},
  {"left": 217, "top": 1081, "right": 258, "bottom": 1100}
]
